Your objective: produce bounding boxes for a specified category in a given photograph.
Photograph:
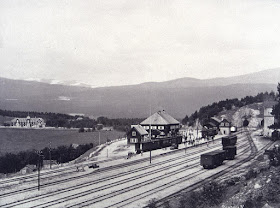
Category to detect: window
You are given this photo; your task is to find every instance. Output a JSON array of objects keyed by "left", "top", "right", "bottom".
[
  {"left": 130, "top": 138, "right": 138, "bottom": 143},
  {"left": 152, "top": 126, "right": 157, "bottom": 129},
  {"left": 132, "top": 131, "right": 136, "bottom": 136},
  {"left": 158, "top": 126, "right": 164, "bottom": 130}
]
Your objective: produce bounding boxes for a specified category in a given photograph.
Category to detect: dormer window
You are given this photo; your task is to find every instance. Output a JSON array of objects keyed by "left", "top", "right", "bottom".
[{"left": 132, "top": 131, "right": 136, "bottom": 136}]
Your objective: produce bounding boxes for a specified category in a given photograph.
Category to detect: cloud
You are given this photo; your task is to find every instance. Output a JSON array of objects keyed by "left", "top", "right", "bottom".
[{"left": 0, "top": 0, "right": 280, "bottom": 86}]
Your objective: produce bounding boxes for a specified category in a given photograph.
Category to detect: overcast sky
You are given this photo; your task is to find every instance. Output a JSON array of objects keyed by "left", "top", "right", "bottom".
[{"left": 0, "top": 0, "right": 280, "bottom": 87}]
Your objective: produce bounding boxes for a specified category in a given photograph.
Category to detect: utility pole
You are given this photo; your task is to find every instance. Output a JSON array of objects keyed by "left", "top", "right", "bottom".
[
  {"left": 49, "top": 142, "right": 52, "bottom": 169},
  {"left": 149, "top": 104, "right": 152, "bottom": 164},
  {"left": 36, "top": 150, "right": 43, "bottom": 191}
]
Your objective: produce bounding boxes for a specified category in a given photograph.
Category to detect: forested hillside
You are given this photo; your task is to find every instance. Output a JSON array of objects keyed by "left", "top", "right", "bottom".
[{"left": 183, "top": 91, "right": 277, "bottom": 126}]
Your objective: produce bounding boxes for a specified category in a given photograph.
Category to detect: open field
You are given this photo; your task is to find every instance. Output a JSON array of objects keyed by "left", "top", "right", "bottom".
[{"left": 0, "top": 128, "right": 126, "bottom": 155}]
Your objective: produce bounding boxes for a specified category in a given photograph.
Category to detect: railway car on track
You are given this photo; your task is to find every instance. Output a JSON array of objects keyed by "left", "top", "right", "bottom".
[
  {"left": 222, "top": 135, "right": 237, "bottom": 147},
  {"left": 223, "top": 146, "right": 237, "bottom": 160},
  {"left": 200, "top": 150, "right": 226, "bottom": 169},
  {"left": 271, "top": 130, "right": 280, "bottom": 141}
]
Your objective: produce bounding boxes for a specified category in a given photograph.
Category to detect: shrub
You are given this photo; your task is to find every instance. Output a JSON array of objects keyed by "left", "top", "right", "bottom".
[
  {"left": 178, "top": 181, "right": 225, "bottom": 208},
  {"left": 245, "top": 168, "right": 258, "bottom": 180},
  {"left": 147, "top": 198, "right": 157, "bottom": 208}
]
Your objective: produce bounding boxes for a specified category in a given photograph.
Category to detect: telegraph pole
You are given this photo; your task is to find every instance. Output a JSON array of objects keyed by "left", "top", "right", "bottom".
[
  {"left": 36, "top": 150, "right": 43, "bottom": 191},
  {"left": 49, "top": 142, "right": 52, "bottom": 169},
  {"left": 149, "top": 104, "right": 152, "bottom": 164}
]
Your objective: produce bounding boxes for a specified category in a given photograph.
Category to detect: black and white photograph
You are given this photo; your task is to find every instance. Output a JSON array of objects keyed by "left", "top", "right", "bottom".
[{"left": 1, "top": 0, "right": 280, "bottom": 207}]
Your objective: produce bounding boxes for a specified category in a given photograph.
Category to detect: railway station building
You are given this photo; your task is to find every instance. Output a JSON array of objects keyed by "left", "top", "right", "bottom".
[{"left": 127, "top": 110, "right": 182, "bottom": 153}]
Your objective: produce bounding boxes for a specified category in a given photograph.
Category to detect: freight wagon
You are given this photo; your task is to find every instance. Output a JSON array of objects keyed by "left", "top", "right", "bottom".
[
  {"left": 223, "top": 146, "right": 237, "bottom": 160},
  {"left": 135, "top": 136, "right": 182, "bottom": 153},
  {"left": 200, "top": 150, "right": 226, "bottom": 169},
  {"left": 222, "top": 135, "right": 237, "bottom": 147}
]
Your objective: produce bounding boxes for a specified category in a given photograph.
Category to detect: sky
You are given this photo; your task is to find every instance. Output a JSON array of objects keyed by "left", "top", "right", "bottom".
[{"left": 0, "top": 0, "right": 280, "bottom": 87}]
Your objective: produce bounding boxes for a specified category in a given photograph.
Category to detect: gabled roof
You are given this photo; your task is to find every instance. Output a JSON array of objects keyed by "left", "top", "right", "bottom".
[
  {"left": 204, "top": 122, "right": 217, "bottom": 128},
  {"left": 220, "top": 118, "right": 231, "bottom": 125},
  {"left": 210, "top": 117, "right": 221, "bottom": 124},
  {"left": 131, "top": 125, "right": 148, "bottom": 135},
  {"left": 140, "top": 110, "right": 180, "bottom": 125}
]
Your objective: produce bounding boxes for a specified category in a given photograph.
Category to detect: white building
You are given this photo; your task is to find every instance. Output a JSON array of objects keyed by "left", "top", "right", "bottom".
[
  {"left": 11, "top": 116, "right": 46, "bottom": 128},
  {"left": 263, "top": 108, "right": 274, "bottom": 137}
]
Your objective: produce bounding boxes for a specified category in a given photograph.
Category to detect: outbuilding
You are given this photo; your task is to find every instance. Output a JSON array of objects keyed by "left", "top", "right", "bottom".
[{"left": 219, "top": 119, "right": 231, "bottom": 135}]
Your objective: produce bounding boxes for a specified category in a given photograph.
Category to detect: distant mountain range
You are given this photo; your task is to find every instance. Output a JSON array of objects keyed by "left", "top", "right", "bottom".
[{"left": 0, "top": 68, "right": 279, "bottom": 119}]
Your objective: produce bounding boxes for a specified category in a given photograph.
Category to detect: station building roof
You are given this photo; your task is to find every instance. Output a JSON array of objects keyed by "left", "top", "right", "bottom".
[
  {"left": 131, "top": 125, "right": 149, "bottom": 135},
  {"left": 140, "top": 110, "right": 180, "bottom": 126}
]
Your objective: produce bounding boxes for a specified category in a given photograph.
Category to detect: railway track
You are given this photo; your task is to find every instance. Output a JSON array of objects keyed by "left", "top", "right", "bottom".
[
  {"left": 0, "top": 140, "right": 226, "bottom": 199},
  {"left": 2, "top": 141, "right": 250, "bottom": 207},
  {"left": 41, "top": 147, "right": 251, "bottom": 208},
  {"left": 2, "top": 131, "right": 242, "bottom": 188},
  {"left": 1, "top": 132, "right": 251, "bottom": 208},
  {"left": 23, "top": 137, "right": 251, "bottom": 208},
  {"left": 0, "top": 134, "right": 249, "bottom": 201},
  {"left": 94, "top": 145, "right": 253, "bottom": 208},
  {"left": 152, "top": 128, "right": 275, "bottom": 208},
  {"left": 0, "top": 155, "right": 128, "bottom": 188}
]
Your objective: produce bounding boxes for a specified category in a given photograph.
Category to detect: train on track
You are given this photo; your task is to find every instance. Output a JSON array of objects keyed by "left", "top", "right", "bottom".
[
  {"left": 200, "top": 135, "right": 237, "bottom": 169},
  {"left": 271, "top": 130, "right": 280, "bottom": 141}
]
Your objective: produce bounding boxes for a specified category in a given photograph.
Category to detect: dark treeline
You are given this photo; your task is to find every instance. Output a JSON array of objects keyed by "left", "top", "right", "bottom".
[
  {"left": 0, "top": 109, "right": 74, "bottom": 120},
  {"left": 0, "top": 143, "right": 93, "bottom": 174},
  {"left": 183, "top": 91, "right": 277, "bottom": 126},
  {"left": 96, "top": 117, "right": 143, "bottom": 132},
  {"left": 0, "top": 109, "right": 143, "bottom": 131}
]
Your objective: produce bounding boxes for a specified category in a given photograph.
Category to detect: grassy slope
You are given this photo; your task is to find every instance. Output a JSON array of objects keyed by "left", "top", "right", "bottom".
[{"left": 0, "top": 128, "right": 125, "bottom": 155}]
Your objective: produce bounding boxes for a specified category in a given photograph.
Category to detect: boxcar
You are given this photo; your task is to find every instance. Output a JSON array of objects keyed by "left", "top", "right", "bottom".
[
  {"left": 271, "top": 130, "right": 280, "bottom": 141},
  {"left": 200, "top": 150, "right": 226, "bottom": 169},
  {"left": 223, "top": 146, "right": 237, "bottom": 160},
  {"left": 222, "top": 135, "right": 237, "bottom": 147}
]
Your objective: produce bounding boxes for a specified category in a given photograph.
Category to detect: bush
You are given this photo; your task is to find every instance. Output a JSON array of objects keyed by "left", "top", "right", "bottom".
[
  {"left": 178, "top": 181, "right": 225, "bottom": 208},
  {"left": 245, "top": 168, "right": 258, "bottom": 180},
  {"left": 0, "top": 143, "right": 94, "bottom": 174},
  {"left": 78, "top": 127, "right": 85, "bottom": 133},
  {"left": 147, "top": 198, "right": 157, "bottom": 208},
  {"left": 179, "top": 192, "right": 202, "bottom": 208}
]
